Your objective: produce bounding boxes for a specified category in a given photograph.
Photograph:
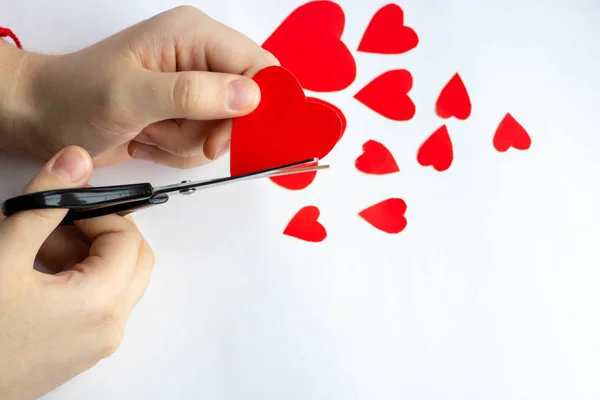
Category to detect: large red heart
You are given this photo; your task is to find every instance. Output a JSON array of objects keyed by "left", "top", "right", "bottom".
[
  {"left": 417, "top": 125, "right": 453, "bottom": 172},
  {"left": 354, "top": 69, "right": 415, "bottom": 121},
  {"left": 284, "top": 206, "right": 327, "bottom": 242},
  {"left": 357, "top": 4, "right": 419, "bottom": 54},
  {"left": 262, "top": 0, "right": 356, "bottom": 92},
  {"left": 355, "top": 140, "right": 399, "bottom": 175},
  {"left": 230, "top": 66, "right": 342, "bottom": 190},
  {"left": 493, "top": 113, "right": 531, "bottom": 152},
  {"left": 359, "top": 198, "right": 407, "bottom": 234},
  {"left": 435, "top": 73, "right": 471, "bottom": 120}
]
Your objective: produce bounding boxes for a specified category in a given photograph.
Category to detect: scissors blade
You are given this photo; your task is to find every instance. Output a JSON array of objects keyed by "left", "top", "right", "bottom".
[{"left": 153, "top": 158, "right": 328, "bottom": 196}]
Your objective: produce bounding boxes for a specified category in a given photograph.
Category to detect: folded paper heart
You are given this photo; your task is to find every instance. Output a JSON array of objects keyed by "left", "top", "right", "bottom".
[{"left": 230, "top": 66, "right": 343, "bottom": 190}]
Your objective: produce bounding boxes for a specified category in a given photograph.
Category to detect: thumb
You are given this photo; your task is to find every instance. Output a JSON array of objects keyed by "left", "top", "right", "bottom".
[
  {"left": 131, "top": 69, "right": 261, "bottom": 123},
  {"left": 0, "top": 146, "right": 93, "bottom": 259}
]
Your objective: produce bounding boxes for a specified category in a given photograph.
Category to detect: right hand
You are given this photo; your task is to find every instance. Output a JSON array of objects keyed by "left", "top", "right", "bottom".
[{"left": 0, "top": 146, "right": 155, "bottom": 400}]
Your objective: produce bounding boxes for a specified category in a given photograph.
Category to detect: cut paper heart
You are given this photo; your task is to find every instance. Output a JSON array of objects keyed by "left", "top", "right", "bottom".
[
  {"left": 271, "top": 97, "right": 345, "bottom": 190},
  {"left": 493, "top": 113, "right": 532, "bottom": 152},
  {"left": 284, "top": 206, "right": 327, "bottom": 242},
  {"left": 355, "top": 140, "right": 399, "bottom": 175},
  {"left": 354, "top": 69, "right": 415, "bottom": 121},
  {"left": 262, "top": 0, "right": 356, "bottom": 92},
  {"left": 359, "top": 198, "right": 407, "bottom": 234},
  {"left": 307, "top": 97, "right": 347, "bottom": 139},
  {"left": 230, "top": 66, "right": 342, "bottom": 191},
  {"left": 417, "top": 125, "right": 453, "bottom": 172},
  {"left": 435, "top": 73, "right": 471, "bottom": 120},
  {"left": 357, "top": 4, "right": 418, "bottom": 54}
]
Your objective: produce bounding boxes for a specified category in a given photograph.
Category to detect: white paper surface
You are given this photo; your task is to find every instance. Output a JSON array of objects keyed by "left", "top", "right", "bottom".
[{"left": 1, "top": 0, "right": 600, "bottom": 399}]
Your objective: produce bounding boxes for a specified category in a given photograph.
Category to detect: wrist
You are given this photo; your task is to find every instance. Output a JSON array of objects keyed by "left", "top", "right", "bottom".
[{"left": 0, "top": 40, "right": 48, "bottom": 158}]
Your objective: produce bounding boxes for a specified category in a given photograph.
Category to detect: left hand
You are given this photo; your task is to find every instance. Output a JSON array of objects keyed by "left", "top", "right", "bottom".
[{"left": 0, "top": 6, "right": 278, "bottom": 168}]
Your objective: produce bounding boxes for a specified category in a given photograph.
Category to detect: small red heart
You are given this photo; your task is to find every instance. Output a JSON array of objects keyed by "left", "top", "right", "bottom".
[
  {"left": 436, "top": 73, "right": 471, "bottom": 120},
  {"left": 357, "top": 4, "right": 419, "bottom": 54},
  {"left": 284, "top": 206, "right": 327, "bottom": 242},
  {"left": 359, "top": 198, "right": 407, "bottom": 234},
  {"left": 355, "top": 140, "right": 399, "bottom": 175},
  {"left": 262, "top": 1, "right": 356, "bottom": 92},
  {"left": 230, "top": 66, "right": 342, "bottom": 191},
  {"left": 417, "top": 125, "right": 453, "bottom": 172},
  {"left": 493, "top": 113, "right": 531, "bottom": 152},
  {"left": 354, "top": 69, "right": 415, "bottom": 121}
]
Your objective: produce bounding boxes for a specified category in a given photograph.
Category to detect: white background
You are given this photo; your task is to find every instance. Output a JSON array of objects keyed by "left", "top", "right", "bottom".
[{"left": 2, "top": 0, "right": 600, "bottom": 399}]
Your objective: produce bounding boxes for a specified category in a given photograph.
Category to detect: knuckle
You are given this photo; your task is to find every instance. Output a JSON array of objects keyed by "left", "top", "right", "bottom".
[
  {"left": 180, "top": 156, "right": 202, "bottom": 170},
  {"left": 172, "top": 5, "right": 205, "bottom": 16},
  {"left": 98, "top": 331, "right": 125, "bottom": 359},
  {"left": 262, "top": 49, "right": 280, "bottom": 66},
  {"left": 174, "top": 72, "right": 202, "bottom": 117}
]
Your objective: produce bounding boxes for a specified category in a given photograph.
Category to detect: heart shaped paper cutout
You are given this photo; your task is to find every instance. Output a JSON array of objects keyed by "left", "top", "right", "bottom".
[
  {"left": 230, "top": 66, "right": 342, "bottom": 191},
  {"left": 493, "top": 113, "right": 531, "bottom": 152},
  {"left": 359, "top": 198, "right": 407, "bottom": 234},
  {"left": 355, "top": 140, "right": 399, "bottom": 175},
  {"left": 354, "top": 69, "right": 415, "bottom": 121},
  {"left": 357, "top": 4, "right": 418, "bottom": 54},
  {"left": 284, "top": 206, "right": 327, "bottom": 242},
  {"left": 262, "top": 0, "right": 356, "bottom": 92},
  {"left": 270, "top": 97, "right": 345, "bottom": 190},
  {"left": 307, "top": 97, "right": 347, "bottom": 138},
  {"left": 417, "top": 125, "right": 453, "bottom": 172},
  {"left": 436, "top": 73, "right": 471, "bottom": 120}
]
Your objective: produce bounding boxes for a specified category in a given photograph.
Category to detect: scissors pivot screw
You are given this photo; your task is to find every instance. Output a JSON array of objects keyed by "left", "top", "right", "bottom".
[{"left": 179, "top": 180, "right": 196, "bottom": 195}]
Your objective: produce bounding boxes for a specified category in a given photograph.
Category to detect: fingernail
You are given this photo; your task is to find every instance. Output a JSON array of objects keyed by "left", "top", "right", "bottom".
[
  {"left": 132, "top": 149, "right": 153, "bottom": 161},
  {"left": 227, "top": 79, "right": 260, "bottom": 111},
  {"left": 50, "top": 147, "right": 91, "bottom": 182}
]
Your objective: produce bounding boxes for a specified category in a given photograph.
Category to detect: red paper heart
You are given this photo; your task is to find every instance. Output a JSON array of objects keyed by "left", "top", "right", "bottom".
[
  {"left": 270, "top": 97, "right": 345, "bottom": 190},
  {"left": 354, "top": 69, "right": 415, "bottom": 121},
  {"left": 436, "top": 73, "right": 471, "bottom": 120},
  {"left": 262, "top": 0, "right": 356, "bottom": 92},
  {"left": 355, "top": 140, "right": 399, "bottom": 175},
  {"left": 307, "top": 97, "right": 346, "bottom": 138},
  {"left": 230, "top": 66, "right": 342, "bottom": 191},
  {"left": 417, "top": 125, "right": 453, "bottom": 172},
  {"left": 357, "top": 4, "right": 418, "bottom": 54},
  {"left": 493, "top": 113, "right": 531, "bottom": 152},
  {"left": 284, "top": 206, "right": 327, "bottom": 242},
  {"left": 359, "top": 198, "right": 407, "bottom": 234}
]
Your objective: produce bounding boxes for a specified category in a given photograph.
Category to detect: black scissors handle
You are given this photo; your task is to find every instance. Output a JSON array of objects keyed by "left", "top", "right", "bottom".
[{"left": 1, "top": 183, "right": 158, "bottom": 225}]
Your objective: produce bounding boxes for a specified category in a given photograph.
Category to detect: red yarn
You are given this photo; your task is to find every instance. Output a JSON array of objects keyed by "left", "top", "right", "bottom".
[{"left": 0, "top": 27, "right": 22, "bottom": 49}]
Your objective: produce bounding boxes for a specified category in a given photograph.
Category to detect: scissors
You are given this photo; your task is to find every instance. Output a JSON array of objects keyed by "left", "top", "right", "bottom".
[{"left": 1, "top": 158, "right": 328, "bottom": 225}]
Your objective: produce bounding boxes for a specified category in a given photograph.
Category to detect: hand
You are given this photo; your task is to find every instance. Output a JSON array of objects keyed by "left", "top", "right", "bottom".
[
  {"left": 0, "top": 6, "right": 278, "bottom": 168},
  {"left": 0, "top": 146, "right": 154, "bottom": 400}
]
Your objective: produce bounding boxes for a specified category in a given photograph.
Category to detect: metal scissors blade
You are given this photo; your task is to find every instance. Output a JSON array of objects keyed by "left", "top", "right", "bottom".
[
  {"left": 0, "top": 157, "right": 329, "bottom": 225},
  {"left": 154, "top": 158, "right": 327, "bottom": 196}
]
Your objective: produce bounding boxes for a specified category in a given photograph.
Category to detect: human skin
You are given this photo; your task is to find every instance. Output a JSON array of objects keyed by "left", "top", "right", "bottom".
[
  {"left": 0, "top": 6, "right": 278, "bottom": 399},
  {"left": 0, "top": 5, "right": 278, "bottom": 168}
]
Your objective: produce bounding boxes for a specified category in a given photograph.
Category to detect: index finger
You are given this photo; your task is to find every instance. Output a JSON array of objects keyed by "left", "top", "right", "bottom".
[
  {"left": 136, "top": 6, "right": 279, "bottom": 77},
  {"left": 73, "top": 214, "right": 142, "bottom": 290},
  {"left": 200, "top": 16, "right": 280, "bottom": 77}
]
